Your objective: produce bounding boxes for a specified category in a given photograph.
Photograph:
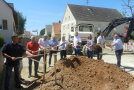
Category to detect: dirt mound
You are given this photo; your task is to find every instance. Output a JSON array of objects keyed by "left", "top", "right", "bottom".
[{"left": 35, "top": 56, "right": 134, "bottom": 90}]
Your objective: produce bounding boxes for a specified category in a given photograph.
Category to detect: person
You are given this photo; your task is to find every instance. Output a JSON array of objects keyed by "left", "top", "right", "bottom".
[
  {"left": 97, "top": 32, "right": 105, "bottom": 60},
  {"left": 18, "top": 36, "right": 25, "bottom": 81},
  {"left": 86, "top": 34, "right": 94, "bottom": 59},
  {"left": 111, "top": 33, "right": 123, "bottom": 67},
  {"left": 73, "top": 32, "right": 82, "bottom": 55},
  {"left": 38, "top": 34, "right": 50, "bottom": 58},
  {"left": 26, "top": 36, "right": 44, "bottom": 78},
  {"left": 2, "top": 35, "right": 26, "bottom": 89},
  {"left": 59, "top": 36, "right": 68, "bottom": 59},
  {"left": 49, "top": 36, "right": 58, "bottom": 66}
]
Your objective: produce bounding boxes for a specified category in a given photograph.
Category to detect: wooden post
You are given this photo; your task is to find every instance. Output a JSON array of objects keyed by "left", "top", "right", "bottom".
[
  {"left": 54, "top": 54, "right": 57, "bottom": 83},
  {"left": 43, "top": 50, "right": 46, "bottom": 82}
]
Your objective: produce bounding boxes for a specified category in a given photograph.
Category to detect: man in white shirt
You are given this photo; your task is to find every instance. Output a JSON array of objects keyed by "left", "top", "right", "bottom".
[
  {"left": 97, "top": 32, "right": 105, "bottom": 60},
  {"left": 111, "top": 33, "right": 123, "bottom": 67},
  {"left": 73, "top": 32, "right": 82, "bottom": 55},
  {"left": 38, "top": 34, "right": 50, "bottom": 72}
]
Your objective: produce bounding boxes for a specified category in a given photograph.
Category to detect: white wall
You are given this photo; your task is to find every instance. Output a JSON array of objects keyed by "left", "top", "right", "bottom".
[
  {"left": 61, "top": 5, "right": 76, "bottom": 41},
  {"left": 0, "top": 0, "right": 15, "bottom": 43}
]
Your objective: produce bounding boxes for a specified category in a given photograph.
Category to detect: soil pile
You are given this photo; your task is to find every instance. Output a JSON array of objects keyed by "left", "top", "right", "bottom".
[{"left": 35, "top": 56, "right": 134, "bottom": 90}]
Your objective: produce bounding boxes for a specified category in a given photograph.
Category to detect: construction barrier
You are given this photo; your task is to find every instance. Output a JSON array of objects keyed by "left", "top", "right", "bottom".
[{"left": 123, "top": 42, "right": 134, "bottom": 52}]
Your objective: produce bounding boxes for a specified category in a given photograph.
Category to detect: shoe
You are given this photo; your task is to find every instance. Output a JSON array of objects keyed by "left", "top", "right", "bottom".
[
  {"left": 15, "top": 85, "right": 23, "bottom": 89},
  {"left": 20, "top": 77, "right": 25, "bottom": 81},
  {"left": 35, "top": 74, "right": 40, "bottom": 78},
  {"left": 28, "top": 75, "right": 31, "bottom": 78}
]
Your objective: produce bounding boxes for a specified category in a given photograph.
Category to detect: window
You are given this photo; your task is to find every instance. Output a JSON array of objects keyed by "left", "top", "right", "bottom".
[
  {"left": 79, "top": 26, "right": 93, "bottom": 32},
  {"left": 3, "top": 20, "right": 8, "bottom": 30},
  {"left": 0, "top": 20, "right": 2, "bottom": 30}
]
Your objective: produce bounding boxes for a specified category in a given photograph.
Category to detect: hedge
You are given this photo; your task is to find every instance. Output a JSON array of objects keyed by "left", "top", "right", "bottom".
[{"left": 0, "top": 34, "right": 4, "bottom": 48}]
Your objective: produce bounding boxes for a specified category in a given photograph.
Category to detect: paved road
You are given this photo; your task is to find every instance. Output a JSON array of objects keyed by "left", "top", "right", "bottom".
[{"left": 2, "top": 48, "right": 134, "bottom": 89}]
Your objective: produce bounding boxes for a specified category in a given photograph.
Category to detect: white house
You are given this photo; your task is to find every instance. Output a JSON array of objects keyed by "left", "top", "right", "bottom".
[
  {"left": 61, "top": 4, "right": 126, "bottom": 40},
  {"left": 0, "top": 0, "right": 18, "bottom": 43}
]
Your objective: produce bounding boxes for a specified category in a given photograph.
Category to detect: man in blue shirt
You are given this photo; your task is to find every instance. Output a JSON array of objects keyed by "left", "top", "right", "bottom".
[
  {"left": 111, "top": 33, "right": 123, "bottom": 67},
  {"left": 2, "top": 35, "right": 26, "bottom": 89},
  {"left": 59, "top": 36, "right": 68, "bottom": 59},
  {"left": 49, "top": 36, "right": 58, "bottom": 66}
]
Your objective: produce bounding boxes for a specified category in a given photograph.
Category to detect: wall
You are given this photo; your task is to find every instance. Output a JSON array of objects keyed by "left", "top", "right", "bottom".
[{"left": 0, "top": 0, "right": 14, "bottom": 43}]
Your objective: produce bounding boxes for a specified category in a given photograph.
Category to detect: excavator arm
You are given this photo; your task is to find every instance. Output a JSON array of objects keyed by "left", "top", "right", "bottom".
[{"left": 103, "top": 17, "right": 134, "bottom": 43}]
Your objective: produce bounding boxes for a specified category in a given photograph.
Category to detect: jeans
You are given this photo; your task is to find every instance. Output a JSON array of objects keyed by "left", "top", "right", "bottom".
[
  {"left": 60, "top": 50, "right": 67, "bottom": 59},
  {"left": 49, "top": 51, "right": 57, "bottom": 65},
  {"left": 115, "top": 49, "right": 123, "bottom": 67},
  {"left": 87, "top": 50, "right": 93, "bottom": 59},
  {"left": 74, "top": 46, "right": 81, "bottom": 55},
  {"left": 4, "top": 64, "right": 20, "bottom": 90},
  {"left": 28, "top": 57, "right": 40, "bottom": 76},
  {"left": 97, "top": 51, "right": 102, "bottom": 60}
]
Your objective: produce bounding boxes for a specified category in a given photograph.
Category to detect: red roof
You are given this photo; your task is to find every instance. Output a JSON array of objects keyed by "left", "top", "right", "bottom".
[{"left": 53, "top": 22, "right": 61, "bottom": 35}]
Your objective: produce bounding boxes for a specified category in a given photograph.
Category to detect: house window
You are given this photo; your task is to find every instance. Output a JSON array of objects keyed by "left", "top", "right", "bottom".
[
  {"left": 3, "top": 20, "right": 8, "bottom": 30},
  {"left": 0, "top": 20, "right": 2, "bottom": 30}
]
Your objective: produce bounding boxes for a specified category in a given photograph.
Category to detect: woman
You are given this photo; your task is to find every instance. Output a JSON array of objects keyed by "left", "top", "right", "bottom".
[{"left": 86, "top": 34, "right": 94, "bottom": 59}]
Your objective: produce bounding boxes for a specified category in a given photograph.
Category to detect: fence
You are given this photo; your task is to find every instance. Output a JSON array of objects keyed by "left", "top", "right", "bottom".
[{"left": 123, "top": 42, "right": 134, "bottom": 52}]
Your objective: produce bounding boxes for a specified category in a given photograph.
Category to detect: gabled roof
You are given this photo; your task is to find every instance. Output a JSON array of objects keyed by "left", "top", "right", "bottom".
[
  {"left": 68, "top": 4, "right": 123, "bottom": 22},
  {"left": 53, "top": 22, "right": 61, "bottom": 35},
  {"left": 2, "top": 0, "right": 18, "bottom": 30}
]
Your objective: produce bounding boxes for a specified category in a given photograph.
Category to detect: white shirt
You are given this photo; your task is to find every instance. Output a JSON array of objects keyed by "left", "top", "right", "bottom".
[
  {"left": 112, "top": 38, "right": 123, "bottom": 51},
  {"left": 38, "top": 38, "right": 50, "bottom": 48},
  {"left": 97, "top": 36, "right": 105, "bottom": 47},
  {"left": 59, "top": 40, "right": 68, "bottom": 50},
  {"left": 73, "top": 36, "right": 82, "bottom": 47},
  {"left": 86, "top": 40, "right": 94, "bottom": 51}
]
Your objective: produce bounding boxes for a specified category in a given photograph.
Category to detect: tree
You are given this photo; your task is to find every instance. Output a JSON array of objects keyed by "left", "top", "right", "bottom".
[
  {"left": 121, "top": 0, "right": 134, "bottom": 16},
  {"left": 40, "top": 28, "right": 45, "bottom": 35},
  {"left": 16, "top": 11, "right": 26, "bottom": 35}
]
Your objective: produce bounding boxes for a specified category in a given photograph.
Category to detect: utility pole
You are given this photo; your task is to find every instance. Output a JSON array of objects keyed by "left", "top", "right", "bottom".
[{"left": 86, "top": 0, "right": 89, "bottom": 6}]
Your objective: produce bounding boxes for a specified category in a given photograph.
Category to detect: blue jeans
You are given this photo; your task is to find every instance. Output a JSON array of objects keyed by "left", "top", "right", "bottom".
[
  {"left": 49, "top": 51, "right": 57, "bottom": 65},
  {"left": 4, "top": 64, "right": 20, "bottom": 90},
  {"left": 87, "top": 50, "right": 93, "bottom": 59},
  {"left": 74, "top": 46, "right": 81, "bottom": 55},
  {"left": 28, "top": 57, "right": 40, "bottom": 76},
  {"left": 115, "top": 49, "right": 123, "bottom": 67}
]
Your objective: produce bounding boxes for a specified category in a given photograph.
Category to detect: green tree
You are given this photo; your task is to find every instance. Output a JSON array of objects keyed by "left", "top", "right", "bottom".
[
  {"left": 16, "top": 11, "right": 26, "bottom": 35},
  {"left": 40, "top": 28, "right": 45, "bottom": 35}
]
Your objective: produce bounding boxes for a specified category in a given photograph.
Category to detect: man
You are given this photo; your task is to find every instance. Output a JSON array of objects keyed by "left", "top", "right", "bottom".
[
  {"left": 2, "top": 35, "right": 26, "bottom": 89},
  {"left": 38, "top": 34, "right": 50, "bottom": 72},
  {"left": 73, "top": 32, "right": 82, "bottom": 55},
  {"left": 97, "top": 32, "right": 105, "bottom": 60},
  {"left": 59, "top": 36, "right": 68, "bottom": 59},
  {"left": 111, "top": 33, "right": 123, "bottom": 67},
  {"left": 26, "top": 36, "right": 44, "bottom": 78},
  {"left": 49, "top": 36, "right": 58, "bottom": 66}
]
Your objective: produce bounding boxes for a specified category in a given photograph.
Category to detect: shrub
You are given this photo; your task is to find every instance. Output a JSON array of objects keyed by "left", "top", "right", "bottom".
[{"left": 0, "top": 34, "right": 4, "bottom": 48}]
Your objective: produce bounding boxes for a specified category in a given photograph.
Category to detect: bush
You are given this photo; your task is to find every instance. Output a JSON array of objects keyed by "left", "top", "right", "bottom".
[{"left": 0, "top": 34, "right": 4, "bottom": 48}]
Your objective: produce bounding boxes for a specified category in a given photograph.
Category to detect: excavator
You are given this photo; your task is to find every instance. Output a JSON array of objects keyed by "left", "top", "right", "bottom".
[
  {"left": 82, "top": 17, "right": 134, "bottom": 56},
  {"left": 103, "top": 17, "right": 134, "bottom": 43}
]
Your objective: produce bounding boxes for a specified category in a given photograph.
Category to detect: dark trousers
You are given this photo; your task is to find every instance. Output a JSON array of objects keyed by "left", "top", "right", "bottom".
[
  {"left": 28, "top": 57, "right": 40, "bottom": 76},
  {"left": 97, "top": 51, "right": 102, "bottom": 60},
  {"left": 60, "top": 50, "right": 67, "bottom": 59},
  {"left": 115, "top": 49, "right": 123, "bottom": 67},
  {"left": 87, "top": 50, "right": 93, "bottom": 59},
  {"left": 49, "top": 51, "right": 57, "bottom": 65},
  {"left": 4, "top": 64, "right": 20, "bottom": 90},
  {"left": 74, "top": 46, "right": 80, "bottom": 55}
]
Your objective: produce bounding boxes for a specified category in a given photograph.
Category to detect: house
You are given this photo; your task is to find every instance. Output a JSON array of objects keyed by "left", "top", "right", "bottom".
[
  {"left": 0, "top": 0, "right": 18, "bottom": 43},
  {"left": 45, "top": 25, "right": 52, "bottom": 36},
  {"left": 61, "top": 4, "right": 125, "bottom": 40},
  {"left": 51, "top": 22, "right": 61, "bottom": 40}
]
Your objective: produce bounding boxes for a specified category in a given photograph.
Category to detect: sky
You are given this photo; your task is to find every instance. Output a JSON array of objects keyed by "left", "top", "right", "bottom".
[{"left": 5, "top": 0, "right": 129, "bottom": 34}]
